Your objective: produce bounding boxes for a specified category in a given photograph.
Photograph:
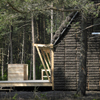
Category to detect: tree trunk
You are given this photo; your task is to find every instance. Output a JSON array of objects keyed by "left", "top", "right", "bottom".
[
  {"left": 43, "top": 15, "right": 46, "bottom": 44},
  {"left": 31, "top": 13, "right": 35, "bottom": 80},
  {"left": 10, "top": 25, "right": 13, "bottom": 64},
  {"left": 21, "top": 27, "right": 25, "bottom": 64},
  {"left": 7, "top": 45, "right": 10, "bottom": 64},
  {"left": 51, "top": 2, "right": 53, "bottom": 43},
  {"left": 1, "top": 48, "right": 3, "bottom": 79},
  {"left": 29, "top": 46, "right": 32, "bottom": 80},
  {"left": 36, "top": 20, "right": 39, "bottom": 43},
  {"left": 77, "top": 15, "right": 87, "bottom": 96}
]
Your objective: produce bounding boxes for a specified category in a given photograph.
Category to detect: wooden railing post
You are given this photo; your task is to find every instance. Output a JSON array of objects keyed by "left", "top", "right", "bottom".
[{"left": 51, "top": 44, "right": 54, "bottom": 90}]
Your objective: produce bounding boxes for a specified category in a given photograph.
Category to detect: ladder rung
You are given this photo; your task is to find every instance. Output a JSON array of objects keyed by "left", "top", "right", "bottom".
[{"left": 43, "top": 76, "right": 51, "bottom": 77}]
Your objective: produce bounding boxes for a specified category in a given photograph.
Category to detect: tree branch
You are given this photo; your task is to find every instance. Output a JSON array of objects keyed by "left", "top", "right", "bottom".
[
  {"left": 95, "top": 3, "right": 100, "bottom": 6},
  {"left": 7, "top": 1, "right": 100, "bottom": 14},
  {"left": 67, "top": 23, "right": 100, "bottom": 38},
  {"left": 7, "top": 2, "right": 26, "bottom": 13},
  {"left": 46, "top": 7, "right": 80, "bottom": 12},
  {"left": 7, "top": 1, "right": 80, "bottom": 13},
  {"left": 75, "top": 23, "right": 100, "bottom": 34},
  {"left": 17, "top": 24, "right": 31, "bottom": 30}
]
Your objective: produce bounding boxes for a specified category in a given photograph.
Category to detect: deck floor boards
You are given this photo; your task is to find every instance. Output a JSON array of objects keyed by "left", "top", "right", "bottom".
[{"left": 0, "top": 80, "right": 52, "bottom": 87}]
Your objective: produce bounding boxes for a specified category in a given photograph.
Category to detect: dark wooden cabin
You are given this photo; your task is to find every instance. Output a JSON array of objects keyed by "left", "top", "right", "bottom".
[{"left": 53, "top": 10, "right": 100, "bottom": 90}]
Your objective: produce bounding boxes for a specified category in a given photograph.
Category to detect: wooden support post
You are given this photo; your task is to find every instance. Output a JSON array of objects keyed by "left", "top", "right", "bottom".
[
  {"left": 51, "top": 47, "right": 54, "bottom": 90},
  {"left": 35, "top": 45, "right": 50, "bottom": 82},
  {"left": 0, "top": 87, "right": 2, "bottom": 89},
  {"left": 41, "top": 69, "right": 43, "bottom": 80},
  {"left": 41, "top": 49, "right": 51, "bottom": 74},
  {"left": 9, "top": 87, "right": 12, "bottom": 92},
  {"left": 31, "top": 14, "right": 35, "bottom": 80}
]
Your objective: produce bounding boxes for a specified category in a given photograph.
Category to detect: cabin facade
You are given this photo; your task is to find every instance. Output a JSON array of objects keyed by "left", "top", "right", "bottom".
[{"left": 53, "top": 12, "right": 100, "bottom": 90}]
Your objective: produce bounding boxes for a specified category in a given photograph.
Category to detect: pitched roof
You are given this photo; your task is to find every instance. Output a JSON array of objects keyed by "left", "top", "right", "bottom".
[{"left": 52, "top": 11, "right": 79, "bottom": 45}]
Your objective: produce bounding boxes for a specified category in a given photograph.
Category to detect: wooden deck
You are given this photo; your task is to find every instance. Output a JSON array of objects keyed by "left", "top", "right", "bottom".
[{"left": 0, "top": 80, "right": 52, "bottom": 87}]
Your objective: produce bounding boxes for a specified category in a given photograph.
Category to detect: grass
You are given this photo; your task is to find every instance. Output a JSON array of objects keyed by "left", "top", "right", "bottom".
[
  {"left": 1, "top": 91, "right": 100, "bottom": 100},
  {"left": 73, "top": 93, "right": 80, "bottom": 98},
  {"left": 0, "top": 97, "right": 49, "bottom": 100}
]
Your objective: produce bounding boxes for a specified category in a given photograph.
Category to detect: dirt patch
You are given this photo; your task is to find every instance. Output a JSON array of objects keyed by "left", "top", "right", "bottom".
[{"left": 0, "top": 91, "right": 100, "bottom": 100}]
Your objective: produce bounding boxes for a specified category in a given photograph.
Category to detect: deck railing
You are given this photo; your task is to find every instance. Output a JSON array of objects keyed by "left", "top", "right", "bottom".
[{"left": 33, "top": 43, "right": 54, "bottom": 90}]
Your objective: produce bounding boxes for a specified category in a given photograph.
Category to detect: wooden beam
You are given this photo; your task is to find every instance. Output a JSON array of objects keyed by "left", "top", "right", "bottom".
[
  {"left": 41, "top": 48, "right": 50, "bottom": 53},
  {"left": 41, "top": 49, "right": 51, "bottom": 74},
  {"left": 33, "top": 44, "right": 50, "bottom": 47},
  {"left": 0, "top": 80, "right": 52, "bottom": 87},
  {"left": 35, "top": 45, "right": 50, "bottom": 82},
  {"left": 46, "top": 52, "right": 50, "bottom": 65},
  {"left": 0, "top": 83, "right": 52, "bottom": 87},
  {"left": 33, "top": 43, "right": 53, "bottom": 48},
  {"left": 51, "top": 48, "right": 54, "bottom": 90}
]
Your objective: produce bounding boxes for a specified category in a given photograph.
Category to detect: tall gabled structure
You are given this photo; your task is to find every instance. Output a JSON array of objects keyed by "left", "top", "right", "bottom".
[{"left": 52, "top": 9, "right": 100, "bottom": 90}]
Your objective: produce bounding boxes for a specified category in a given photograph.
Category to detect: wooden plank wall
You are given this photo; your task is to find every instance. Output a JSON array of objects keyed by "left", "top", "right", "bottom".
[
  {"left": 54, "top": 35, "right": 81, "bottom": 90},
  {"left": 54, "top": 13, "right": 100, "bottom": 90},
  {"left": 54, "top": 14, "right": 81, "bottom": 90},
  {"left": 87, "top": 36, "right": 100, "bottom": 90},
  {"left": 54, "top": 38, "right": 66, "bottom": 90}
]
